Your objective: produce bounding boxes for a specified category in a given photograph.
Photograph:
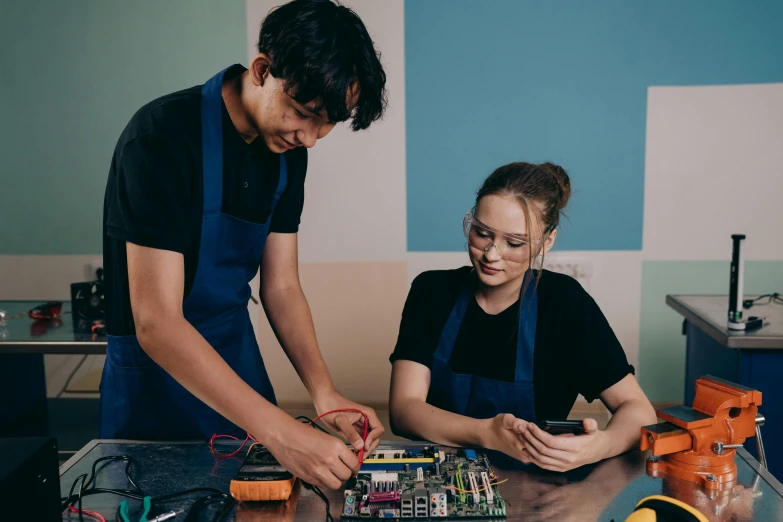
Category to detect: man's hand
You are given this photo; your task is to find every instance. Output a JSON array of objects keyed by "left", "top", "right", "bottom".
[
  {"left": 479, "top": 414, "right": 531, "bottom": 462},
  {"left": 517, "top": 418, "right": 609, "bottom": 472},
  {"left": 262, "top": 416, "right": 360, "bottom": 491},
  {"left": 313, "top": 389, "right": 384, "bottom": 455}
]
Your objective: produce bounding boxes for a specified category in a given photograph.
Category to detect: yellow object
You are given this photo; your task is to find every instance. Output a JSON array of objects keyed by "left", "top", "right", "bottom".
[
  {"left": 362, "top": 458, "right": 435, "bottom": 464},
  {"left": 624, "top": 495, "right": 708, "bottom": 522}
]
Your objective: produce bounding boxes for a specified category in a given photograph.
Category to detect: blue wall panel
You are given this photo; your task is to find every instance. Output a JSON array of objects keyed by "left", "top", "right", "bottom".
[{"left": 405, "top": 0, "right": 783, "bottom": 251}]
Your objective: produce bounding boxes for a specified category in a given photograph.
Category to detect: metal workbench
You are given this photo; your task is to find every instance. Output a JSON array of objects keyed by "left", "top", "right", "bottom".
[
  {"left": 667, "top": 295, "right": 783, "bottom": 479},
  {"left": 666, "top": 295, "right": 783, "bottom": 350},
  {"left": 0, "top": 301, "right": 105, "bottom": 440},
  {"left": 0, "top": 301, "right": 107, "bottom": 354},
  {"left": 59, "top": 440, "right": 783, "bottom": 521}
]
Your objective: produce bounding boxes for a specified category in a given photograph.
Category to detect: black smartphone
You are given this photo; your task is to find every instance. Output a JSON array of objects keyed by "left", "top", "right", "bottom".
[{"left": 537, "top": 420, "right": 586, "bottom": 435}]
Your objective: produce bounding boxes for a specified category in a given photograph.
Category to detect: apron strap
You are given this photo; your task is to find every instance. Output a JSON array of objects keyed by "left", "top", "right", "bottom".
[
  {"left": 270, "top": 154, "right": 288, "bottom": 210},
  {"left": 201, "top": 67, "right": 290, "bottom": 217},
  {"left": 201, "top": 67, "right": 232, "bottom": 215},
  {"left": 514, "top": 272, "right": 538, "bottom": 382}
]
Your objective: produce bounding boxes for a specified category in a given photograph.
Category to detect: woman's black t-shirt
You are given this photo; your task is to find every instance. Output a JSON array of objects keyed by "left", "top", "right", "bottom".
[{"left": 390, "top": 267, "right": 634, "bottom": 421}]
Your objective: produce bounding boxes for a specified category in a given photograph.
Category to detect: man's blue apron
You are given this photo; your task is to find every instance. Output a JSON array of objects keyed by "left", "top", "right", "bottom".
[
  {"left": 426, "top": 271, "right": 538, "bottom": 467},
  {"left": 99, "top": 67, "right": 283, "bottom": 439}
]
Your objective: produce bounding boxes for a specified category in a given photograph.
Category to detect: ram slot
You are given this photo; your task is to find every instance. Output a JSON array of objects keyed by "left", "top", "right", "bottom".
[
  {"left": 480, "top": 472, "right": 494, "bottom": 505},
  {"left": 467, "top": 472, "right": 480, "bottom": 505}
]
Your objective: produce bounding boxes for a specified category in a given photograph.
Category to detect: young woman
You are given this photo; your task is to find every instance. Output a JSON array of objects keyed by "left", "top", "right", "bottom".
[{"left": 389, "top": 162, "right": 656, "bottom": 470}]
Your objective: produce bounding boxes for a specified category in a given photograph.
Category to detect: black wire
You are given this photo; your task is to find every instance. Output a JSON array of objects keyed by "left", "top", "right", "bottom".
[
  {"left": 744, "top": 292, "right": 783, "bottom": 308},
  {"left": 123, "top": 459, "right": 142, "bottom": 494},
  {"left": 82, "top": 488, "right": 145, "bottom": 501},
  {"left": 62, "top": 456, "right": 145, "bottom": 510},
  {"left": 183, "top": 494, "right": 230, "bottom": 522},
  {"left": 56, "top": 354, "right": 89, "bottom": 398},
  {"left": 63, "top": 486, "right": 146, "bottom": 519},
  {"left": 61, "top": 455, "right": 231, "bottom": 521},
  {"left": 63, "top": 473, "right": 88, "bottom": 511},
  {"left": 295, "top": 415, "right": 331, "bottom": 435},
  {"left": 303, "top": 482, "right": 334, "bottom": 522},
  {"left": 211, "top": 498, "right": 237, "bottom": 522},
  {"left": 88, "top": 456, "right": 142, "bottom": 496},
  {"left": 77, "top": 474, "right": 87, "bottom": 522}
]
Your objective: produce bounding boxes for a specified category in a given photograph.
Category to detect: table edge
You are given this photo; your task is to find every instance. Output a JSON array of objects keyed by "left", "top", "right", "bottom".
[{"left": 666, "top": 295, "right": 783, "bottom": 349}]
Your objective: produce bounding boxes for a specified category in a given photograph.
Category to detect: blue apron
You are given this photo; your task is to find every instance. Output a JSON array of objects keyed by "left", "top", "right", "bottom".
[
  {"left": 99, "top": 67, "right": 283, "bottom": 440},
  {"left": 426, "top": 271, "right": 538, "bottom": 467}
]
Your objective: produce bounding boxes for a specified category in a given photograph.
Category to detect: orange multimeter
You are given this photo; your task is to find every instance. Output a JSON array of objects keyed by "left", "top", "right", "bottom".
[{"left": 230, "top": 444, "right": 297, "bottom": 501}]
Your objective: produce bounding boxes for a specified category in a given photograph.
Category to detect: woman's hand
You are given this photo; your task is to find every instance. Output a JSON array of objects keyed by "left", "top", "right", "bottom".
[
  {"left": 516, "top": 418, "right": 609, "bottom": 472},
  {"left": 480, "top": 413, "right": 531, "bottom": 462}
]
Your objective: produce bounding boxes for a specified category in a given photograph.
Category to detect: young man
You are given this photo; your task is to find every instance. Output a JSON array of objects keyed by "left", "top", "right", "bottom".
[{"left": 101, "top": 0, "right": 387, "bottom": 490}]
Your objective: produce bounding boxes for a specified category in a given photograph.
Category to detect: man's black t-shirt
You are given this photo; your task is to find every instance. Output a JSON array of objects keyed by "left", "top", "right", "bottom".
[
  {"left": 390, "top": 267, "right": 634, "bottom": 421},
  {"left": 103, "top": 65, "right": 307, "bottom": 335}
]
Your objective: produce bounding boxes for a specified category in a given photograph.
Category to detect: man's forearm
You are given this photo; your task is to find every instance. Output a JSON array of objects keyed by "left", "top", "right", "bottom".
[
  {"left": 261, "top": 284, "right": 336, "bottom": 398},
  {"left": 136, "top": 314, "right": 291, "bottom": 444}
]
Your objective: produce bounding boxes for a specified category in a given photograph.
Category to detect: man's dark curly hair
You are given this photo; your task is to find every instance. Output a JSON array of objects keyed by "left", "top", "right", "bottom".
[{"left": 257, "top": 0, "right": 387, "bottom": 131}]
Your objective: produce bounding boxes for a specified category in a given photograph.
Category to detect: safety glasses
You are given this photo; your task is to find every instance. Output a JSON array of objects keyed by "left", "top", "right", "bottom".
[{"left": 463, "top": 211, "right": 543, "bottom": 262}]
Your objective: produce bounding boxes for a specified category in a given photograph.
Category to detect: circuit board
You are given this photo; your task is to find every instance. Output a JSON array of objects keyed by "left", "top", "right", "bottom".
[{"left": 342, "top": 445, "right": 507, "bottom": 519}]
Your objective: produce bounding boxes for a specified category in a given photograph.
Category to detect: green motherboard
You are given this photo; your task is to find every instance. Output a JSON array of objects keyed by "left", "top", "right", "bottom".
[{"left": 342, "top": 445, "right": 507, "bottom": 519}]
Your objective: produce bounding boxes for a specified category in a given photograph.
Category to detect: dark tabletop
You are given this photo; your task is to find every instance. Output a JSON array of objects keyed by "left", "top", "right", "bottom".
[{"left": 58, "top": 440, "right": 783, "bottom": 522}]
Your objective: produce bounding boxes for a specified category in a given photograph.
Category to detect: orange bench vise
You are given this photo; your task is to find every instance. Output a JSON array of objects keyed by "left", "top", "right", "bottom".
[{"left": 640, "top": 375, "right": 767, "bottom": 490}]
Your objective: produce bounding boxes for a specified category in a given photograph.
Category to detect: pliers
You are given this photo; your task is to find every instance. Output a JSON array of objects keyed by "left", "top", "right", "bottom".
[{"left": 118, "top": 496, "right": 152, "bottom": 522}]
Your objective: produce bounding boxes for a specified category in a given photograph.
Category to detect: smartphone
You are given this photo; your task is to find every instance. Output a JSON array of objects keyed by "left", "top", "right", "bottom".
[{"left": 537, "top": 420, "right": 586, "bottom": 435}]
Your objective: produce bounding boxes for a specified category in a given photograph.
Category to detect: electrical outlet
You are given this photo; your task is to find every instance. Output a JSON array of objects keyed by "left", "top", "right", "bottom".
[{"left": 85, "top": 258, "right": 103, "bottom": 281}]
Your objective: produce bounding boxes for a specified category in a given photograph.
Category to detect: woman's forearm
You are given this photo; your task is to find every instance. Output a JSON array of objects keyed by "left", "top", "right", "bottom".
[
  {"left": 390, "top": 396, "right": 489, "bottom": 448},
  {"left": 599, "top": 399, "right": 658, "bottom": 459}
]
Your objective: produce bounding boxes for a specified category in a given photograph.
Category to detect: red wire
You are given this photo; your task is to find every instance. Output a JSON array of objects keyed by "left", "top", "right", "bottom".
[
  {"left": 310, "top": 408, "right": 370, "bottom": 464},
  {"left": 67, "top": 506, "right": 107, "bottom": 522},
  {"left": 209, "top": 432, "right": 254, "bottom": 459},
  {"left": 209, "top": 408, "right": 371, "bottom": 463}
]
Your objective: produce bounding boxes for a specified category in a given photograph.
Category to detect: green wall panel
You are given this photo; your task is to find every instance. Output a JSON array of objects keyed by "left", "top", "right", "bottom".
[
  {"left": 0, "top": 0, "right": 247, "bottom": 254},
  {"left": 639, "top": 261, "right": 783, "bottom": 403}
]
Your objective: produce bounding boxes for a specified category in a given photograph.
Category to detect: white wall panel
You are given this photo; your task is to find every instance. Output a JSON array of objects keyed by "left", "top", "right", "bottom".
[{"left": 644, "top": 84, "right": 783, "bottom": 261}]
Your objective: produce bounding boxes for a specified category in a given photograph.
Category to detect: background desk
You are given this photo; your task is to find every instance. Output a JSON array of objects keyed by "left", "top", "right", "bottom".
[
  {"left": 59, "top": 440, "right": 783, "bottom": 521},
  {"left": 667, "top": 295, "right": 783, "bottom": 480},
  {"left": 0, "top": 301, "right": 105, "bottom": 442}
]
